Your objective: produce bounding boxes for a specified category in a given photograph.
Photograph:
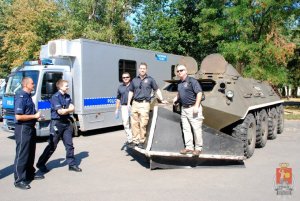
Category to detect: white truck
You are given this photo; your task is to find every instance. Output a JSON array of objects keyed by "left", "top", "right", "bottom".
[{"left": 2, "top": 38, "right": 195, "bottom": 136}]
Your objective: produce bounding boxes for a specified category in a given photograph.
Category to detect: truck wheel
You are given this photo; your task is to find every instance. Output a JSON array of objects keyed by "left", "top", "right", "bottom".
[
  {"left": 277, "top": 105, "right": 284, "bottom": 134},
  {"left": 232, "top": 113, "right": 256, "bottom": 158},
  {"left": 268, "top": 108, "right": 278, "bottom": 140},
  {"left": 256, "top": 109, "right": 268, "bottom": 148}
]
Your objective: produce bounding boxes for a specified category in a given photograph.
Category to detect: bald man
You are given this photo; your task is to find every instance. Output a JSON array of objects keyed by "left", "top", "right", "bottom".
[{"left": 13, "top": 77, "right": 43, "bottom": 190}]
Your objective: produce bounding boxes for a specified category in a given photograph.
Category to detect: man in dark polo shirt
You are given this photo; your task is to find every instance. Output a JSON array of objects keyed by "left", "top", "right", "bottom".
[
  {"left": 115, "top": 72, "right": 133, "bottom": 144},
  {"left": 14, "top": 77, "right": 43, "bottom": 190},
  {"left": 127, "top": 62, "right": 168, "bottom": 148},
  {"left": 173, "top": 64, "right": 204, "bottom": 156},
  {"left": 36, "top": 79, "right": 82, "bottom": 173}
]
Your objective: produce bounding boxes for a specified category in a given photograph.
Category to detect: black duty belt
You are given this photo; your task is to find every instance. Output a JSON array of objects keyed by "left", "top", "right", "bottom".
[
  {"left": 15, "top": 123, "right": 36, "bottom": 127},
  {"left": 182, "top": 104, "right": 194, "bottom": 108},
  {"left": 52, "top": 119, "right": 71, "bottom": 124},
  {"left": 134, "top": 100, "right": 150, "bottom": 103}
]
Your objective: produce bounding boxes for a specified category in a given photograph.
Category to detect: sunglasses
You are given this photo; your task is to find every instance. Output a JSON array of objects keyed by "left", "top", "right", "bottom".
[
  {"left": 176, "top": 69, "right": 185, "bottom": 73},
  {"left": 122, "top": 77, "right": 130, "bottom": 79}
]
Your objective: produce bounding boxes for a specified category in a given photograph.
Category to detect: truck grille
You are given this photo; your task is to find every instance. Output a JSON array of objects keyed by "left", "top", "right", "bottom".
[{"left": 4, "top": 108, "right": 15, "bottom": 116}]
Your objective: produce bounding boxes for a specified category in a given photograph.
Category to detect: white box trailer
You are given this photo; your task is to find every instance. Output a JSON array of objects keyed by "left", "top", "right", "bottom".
[{"left": 3, "top": 38, "right": 196, "bottom": 136}]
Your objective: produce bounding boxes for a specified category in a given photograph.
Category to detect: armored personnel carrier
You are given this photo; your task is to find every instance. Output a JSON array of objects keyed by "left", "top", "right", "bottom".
[
  {"left": 191, "top": 54, "right": 284, "bottom": 158},
  {"left": 127, "top": 54, "right": 284, "bottom": 169}
]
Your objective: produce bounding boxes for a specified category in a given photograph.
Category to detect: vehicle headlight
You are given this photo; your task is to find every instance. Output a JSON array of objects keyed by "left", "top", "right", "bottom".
[{"left": 226, "top": 90, "right": 234, "bottom": 99}]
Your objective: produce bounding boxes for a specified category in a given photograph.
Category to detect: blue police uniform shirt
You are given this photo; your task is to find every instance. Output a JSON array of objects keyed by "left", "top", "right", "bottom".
[
  {"left": 129, "top": 74, "right": 158, "bottom": 102},
  {"left": 14, "top": 89, "right": 37, "bottom": 125},
  {"left": 178, "top": 76, "right": 202, "bottom": 106},
  {"left": 51, "top": 91, "right": 72, "bottom": 120},
  {"left": 117, "top": 83, "right": 131, "bottom": 105}
]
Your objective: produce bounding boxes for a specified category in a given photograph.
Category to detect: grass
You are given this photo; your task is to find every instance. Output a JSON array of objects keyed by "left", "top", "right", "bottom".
[
  {"left": 285, "top": 114, "right": 300, "bottom": 120},
  {"left": 284, "top": 105, "right": 300, "bottom": 120}
]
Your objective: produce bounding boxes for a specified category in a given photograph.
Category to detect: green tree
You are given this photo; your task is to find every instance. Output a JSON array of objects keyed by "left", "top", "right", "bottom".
[
  {"left": 175, "top": 0, "right": 225, "bottom": 60},
  {"left": 0, "top": 0, "right": 11, "bottom": 77},
  {"left": 133, "top": 0, "right": 226, "bottom": 61},
  {"left": 285, "top": 7, "right": 300, "bottom": 92},
  {"left": 61, "top": 0, "right": 139, "bottom": 45},
  {"left": 0, "top": 0, "right": 64, "bottom": 71},
  {"left": 133, "top": 0, "right": 298, "bottom": 85},
  {"left": 218, "top": 0, "right": 297, "bottom": 85},
  {"left": 133, "top": 0, "right": 182, "bottom": 53}
]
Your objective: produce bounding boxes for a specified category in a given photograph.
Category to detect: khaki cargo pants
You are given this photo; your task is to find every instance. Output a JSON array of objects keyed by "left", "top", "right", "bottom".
[
  {"left": 181, "top": 106, "right": 204, "bottom": 151},
  {"left": 130, "top": 100, "right": 150, "bottom": 144}
]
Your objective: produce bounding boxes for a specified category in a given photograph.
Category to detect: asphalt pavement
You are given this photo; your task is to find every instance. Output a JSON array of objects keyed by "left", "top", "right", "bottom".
[{"left": 0, "top": 121, "right": 299, "bottom": 201}]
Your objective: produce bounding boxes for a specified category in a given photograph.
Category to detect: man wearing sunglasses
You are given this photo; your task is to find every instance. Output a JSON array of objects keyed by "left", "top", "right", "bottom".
[
  {"left": 115, "top": 72, "right": 133, "bottom": 145},
  {"left": 173, "top": 64, "right": 204, "bottom": 157},
  {"left": 127, "top": 62, "right": 168, "bottom": 148}
]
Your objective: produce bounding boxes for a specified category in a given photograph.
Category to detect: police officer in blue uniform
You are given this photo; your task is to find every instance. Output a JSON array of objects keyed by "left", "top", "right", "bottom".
[
  {"left": 14, "top": 77, "right": 43, "bottom": 190},
  {"left": 36, "top": 79, "right": 82, "bottom": 173}
]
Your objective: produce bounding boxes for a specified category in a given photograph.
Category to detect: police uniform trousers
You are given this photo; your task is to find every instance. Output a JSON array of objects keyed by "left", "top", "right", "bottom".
[
  {"left": 14, "top": 124, "right": 36, "bottom": 184},
  {"left": 130, "top": 100, "right": 150, "bottom": 144},
  {"left": 181, "top": 106, "right": 204, "bottom": 151},
  {"left": 37, "top": 120, "right": 76, "bottom": 167}
]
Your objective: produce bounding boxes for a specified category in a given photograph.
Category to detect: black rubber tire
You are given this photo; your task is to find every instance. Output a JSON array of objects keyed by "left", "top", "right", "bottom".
[
  {"left": 232, "top": 113, "right": 256, "bottom": 158},
  {"left": 268, "top": 108, "right": 278, "bottom": 140},
  {"left": 255, "top": 109, "right": 268, "bottom": 148},
  {"left": 277, "top": 105, "right": 284, "bottom": 134}
]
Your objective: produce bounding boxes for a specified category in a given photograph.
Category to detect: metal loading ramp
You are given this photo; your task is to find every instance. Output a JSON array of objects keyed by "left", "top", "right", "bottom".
[{"left": 127, "top": 106, "right": 246, "bottom": 169}]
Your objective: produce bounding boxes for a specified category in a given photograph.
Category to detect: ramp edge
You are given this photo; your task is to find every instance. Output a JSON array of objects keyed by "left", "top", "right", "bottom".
[{"left": 130, "top": 147, "right": 245, "bottom": 161}]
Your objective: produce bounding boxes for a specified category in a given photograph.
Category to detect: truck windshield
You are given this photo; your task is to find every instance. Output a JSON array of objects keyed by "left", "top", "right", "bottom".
[{"left": 5, "top": 71, "right": 39, "bottom": 95}]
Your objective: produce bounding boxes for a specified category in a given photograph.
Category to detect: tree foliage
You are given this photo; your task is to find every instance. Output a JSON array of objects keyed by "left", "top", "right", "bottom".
[
  {"left": 60, "top": 0, "right": 138, "bottom": 45},
  {"left": 0, "top": 0, "right": 299, "bottom": 87},
  {"left": 0, "top": 0, "right": 13, "bottom": 77},
  {"left": 218, "top": 0, "right": 297, "bottom": 85},
  {"left": 133, "top": 0, "right": 299, "bottom": 85},
  {"left": 133, "top": 0, "right": 182, "bottom": 53},
  {"left": 0, "top": 0, "right": 140, "bottom": 76},
  {"left": 0, "top": 0, "right": 64, "bottom": 70}
]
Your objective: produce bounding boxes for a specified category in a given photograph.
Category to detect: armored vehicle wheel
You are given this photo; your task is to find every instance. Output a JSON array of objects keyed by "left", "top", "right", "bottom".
[
  {"left": 268, "top": 108, "right": 278, "bottom": 140},
  {"left": 256, "top": 109, "right": 268, "bottom": 148},
  {"left": 232, "top": 113, "right": 256, "bottom": 158},
  {"left": 277, "top": 105, "right": 284, "bottom": 134}
]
